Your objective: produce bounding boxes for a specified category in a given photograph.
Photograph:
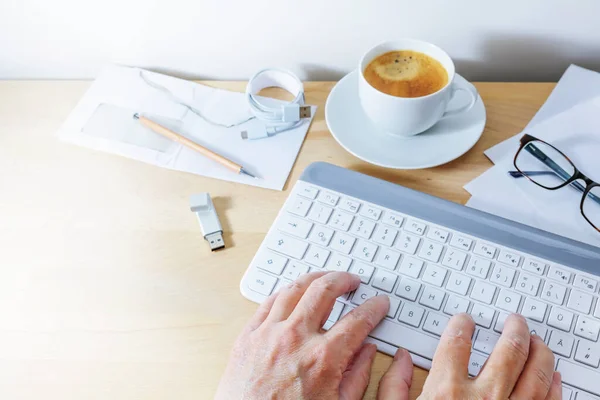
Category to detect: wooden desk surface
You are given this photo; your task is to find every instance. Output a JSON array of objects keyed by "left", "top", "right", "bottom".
[{"left": 0, "top": 80, "right": 554, "bottom": 399}]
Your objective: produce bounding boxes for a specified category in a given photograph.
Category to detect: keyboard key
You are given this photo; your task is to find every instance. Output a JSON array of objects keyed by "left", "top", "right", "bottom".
[
  {"left": 317, "top": 191, "right": 339, "bottom": 206},
  {"left": 542, "top": 281, "right": 567, "bottom": 305},
  {"left": 498, "top": 249, "right": 521, "bottom": 267},
  {"left": 575, "top": 316, "right": 600, "bottom": 341},
  {"left": 419, "top": 286, "right": 445, "bottom": 310},
  {"left": 444, "top": 295, "right": 470, "bottom": 316},
  {"left": 422, "top": 264, "right": 447, "bottom": 287},
  {"left": 523, "top": 258, "right": 547, "bottom": 275},
  {"left": 575, "top": 391, "right": 597, "bottom": 400},
  {"left": 473, "top": 241, "right": 497, "bottom": 259},
  {"left": 386, "top": 296, "right": 401, "bottom": 318},
  {"left": 521, "top": 297, "right": 546, "bottom": 322},
  {"left": 548, "top": 265, "right": 571, "bottom": 283},
  {"left": 267, "top": 232, "right": 309, "bottom": 259},
  {"left": 405, "top": 219, "right": 426, "bottom": 236},
  {"left": 372, "top": 225, "right": 398, "bottom": 247},
  {"left": 398, "top": 303, "right": 425, "bottom": 327},
  {"left": 349, "top": 262, "right": 374, "bottom": 284},
  {"left": 594, "top": 302, "right": 600, "bottom": 320},
  {"left": 288, "top": 196, "right": 312, "bottom": 217},
  {"left": 297, "top": 185, "right": 319, "bottom": 199},
  {"left": 247, "top": 270, "right": 278, "bottom": 296},
  {"left": 468, "top": 352, "right": 487, "bottom": 376},
  {"left": 325, "top": 252, "right": 352, "bottom": 272},
  {"left": 574, "top": 275, "right": 599, "bottom": 293},
  {"left": 575, "top": 340, "right": 600, "bottom": 367},
  {"left": 427, "top": 227, "right": 449, "bottom": 243},
  {"left": 423, "top": 312, "right": 449, "bottom": 336},
  {"left": 395, "top": 232, "right": 421, "bottom": 255},
  {"left": 374, "top": 247, "right": 401, "bottom": 270},
  {"left": 369, "top": 318, "right": 439, "bottom": 360},
  {"left": 490, "top": 265, "right": 516, "bottom": 287},
  {"left": 548, "top": 330, "right": 574, "bottom": 357},
  {"left": 350, "top": 217, "right": 376, "bottom": 239},
  {"left": 471, "top": 280, "right": 497, "bottom": 304},
  {"left": 466, "top": 257, "right": 491, "bottom": 279},
  {"left": 515, "top": 273, "right": 541, "bottom": 296},
  {"left": 328, "top": 210, "right": 354, "bottom": 232},
  {"left": 308, "top": 225, "right": 334, "bottom": 246},
  {"left": 398, "top": 256, "right": 423, "bottom": 278},
  {"left": 359, "top": 205, "right": 382, "bottom": 220},
  {"left": 450, "top": 234, "right": 473, "bottom": 251},
  {"left": 329, "top": 232, "right": 355, "bottom": 254},
  {"left": 557, "top": 359, "right": 600, "bottom": 396},
  {"left": 279, "top": 214, "right": 313, "bottom": 238},
  {"left": 255, "top": 251, "right": 288, "bottom": 275},
  {"left": 307, "top": 203, "right": 333, "bottom": 224},
  {"left": 382, "top": 211, "right": 404, "bottom": 228},
  {"left": 441, "top": 249, "right": 467, "bottom": 271},
  {"left": 339, "top": 198, "right": 360, "bottom": 213},
  {"left": 352, "top": 239, "right": 378, "bottom": 262},
  {"left": 548, "top": 307, "right": 575, "bottom": 332},
  {"left": 327, "top": 301, "right": 345, "bottom": 322},
  {"left": 396, "top": 278, "right": 422, "bottom": 301},
  {"left": 282, "top": 262, "right": 310, "bottom": 280},
  {"left": 418, "top": 240, "right": 444, "bottom": 263},
  {"left": 562, "top": 387, "right": 573, "bottom": 400},
  {"left": 446, "top": 272, "right": 471, "bottom": 296},
  {"left": 495, "top": 289, "right": 521, "bottom": 313},
  {"left": 474, "top": 330, "right": 500, "bottom": 354},
  {"left": 470, "top": 303, "right": 495, "bottom": 328},
  {"left": 372, "top": 269, "right": 398, "bottom": 293},
  {"left": 567, "top": 290, "right": 594, "bottom": 314},
  {"left": 304, "top": 245, "right": 330, "bottom": 268},
  {"left": 351, "top": 285, "right": 378, "bottom": 306}
]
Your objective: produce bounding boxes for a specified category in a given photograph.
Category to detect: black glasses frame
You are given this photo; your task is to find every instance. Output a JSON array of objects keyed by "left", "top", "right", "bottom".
[{"left": 513, "top": 134, "right": 600, "bottom": 232}]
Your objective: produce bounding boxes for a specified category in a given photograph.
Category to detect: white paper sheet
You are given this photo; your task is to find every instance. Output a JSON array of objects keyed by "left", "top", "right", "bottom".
[
  {"left": 485, "top": 65, "right": 600, "bottom": 163},
  {"left": 57, "top": 64, "right": 316, "bottom": 190},
  {"left": 468, "top": 97, "right": 600, "bottom": 247}
]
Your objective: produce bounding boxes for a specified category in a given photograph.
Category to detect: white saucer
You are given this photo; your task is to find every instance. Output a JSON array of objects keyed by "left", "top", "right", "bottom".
[{"left": 325, "top": 70, "right": 486, "bottom": 169}]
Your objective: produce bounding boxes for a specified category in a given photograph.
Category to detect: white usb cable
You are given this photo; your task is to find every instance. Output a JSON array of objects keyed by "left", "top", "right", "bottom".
[
  {"left": 241, "top": 68, "right": 312, "bottom": 140},
  {"left": 190, "top": 193, "right": 225, "bottom": 251}
]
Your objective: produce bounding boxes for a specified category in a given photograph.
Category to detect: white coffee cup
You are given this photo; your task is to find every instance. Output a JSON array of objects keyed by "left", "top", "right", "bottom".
[{"left": 358, "top": 39, "right": 478, "bottom": 137}]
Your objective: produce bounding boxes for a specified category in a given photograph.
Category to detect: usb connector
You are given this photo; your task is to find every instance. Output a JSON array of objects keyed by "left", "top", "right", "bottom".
[
  {"left": 299, "top": 105, "right": 312, "bottom": 118},
  {"left": 190, "top": 193, "right": 226, "bottom": 252},
  {"left": 204, "top": 231, "right": 225, "bottom": 251}
]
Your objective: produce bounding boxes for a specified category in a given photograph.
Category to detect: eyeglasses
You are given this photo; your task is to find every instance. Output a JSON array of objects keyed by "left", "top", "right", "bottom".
[{"left": 510, "top": 134, "right": 600, "bottom": 232}]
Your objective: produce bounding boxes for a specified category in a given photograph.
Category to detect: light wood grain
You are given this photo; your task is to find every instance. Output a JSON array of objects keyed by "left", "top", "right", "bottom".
[{"left": 0, "top": 80, "right": 554, "bottom": 400}]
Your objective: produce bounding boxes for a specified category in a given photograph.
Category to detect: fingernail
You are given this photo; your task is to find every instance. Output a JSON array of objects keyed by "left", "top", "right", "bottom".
[
  {"left": 553, "top": 371, "right": 562, "bottom": 384},
  {"left": 394, "top": 348, "right": 408, "bottom": 360}
]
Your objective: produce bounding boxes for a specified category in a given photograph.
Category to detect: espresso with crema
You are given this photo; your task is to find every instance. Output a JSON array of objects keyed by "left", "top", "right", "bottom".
[{"left": 364, "top": 50, "right": 448, "bottom": 98}]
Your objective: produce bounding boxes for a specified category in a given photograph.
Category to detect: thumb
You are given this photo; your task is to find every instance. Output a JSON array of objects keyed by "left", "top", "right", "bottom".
[
  {"left": 339, "top": 343, "right": 378, "bottom": 400},
  {"left": 377, "top": 348, "right": 413, "bottom": 400}
]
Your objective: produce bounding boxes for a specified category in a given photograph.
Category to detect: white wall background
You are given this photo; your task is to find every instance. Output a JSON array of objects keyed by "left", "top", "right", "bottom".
[{"left": 2, "top": 0, "right": 600, "bottom": 81}]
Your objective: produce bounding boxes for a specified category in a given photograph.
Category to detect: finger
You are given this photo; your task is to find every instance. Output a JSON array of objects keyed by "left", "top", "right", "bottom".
[
  {"left": 339, "top": 343, "right": 377, "bottom": 400},
  {"left": 266, "top": 271, "right": 328, "bottom": 322},
  {"left": 543, "top": 372, "right": 563, "bottom": 400},
  {"left": 476, "top": 314, "right": 531, "bottom": 397},
  {"left": 288, "top": 272, "right": 361, "bottom": 329},
  {"left": 510, "top": 334, "right": 555, "bottom": 400},
  {"left": 244, "top": 290, "right": 280, "bottom": 332},
  {"left": 326, "top": 295, "right": 389, "bottom": 356},
  {"left": 428, "top": 313, "right": 475, "bottom": 381},
  {"left": 377, "top": 348, "right": 413, "bottom": 400}
]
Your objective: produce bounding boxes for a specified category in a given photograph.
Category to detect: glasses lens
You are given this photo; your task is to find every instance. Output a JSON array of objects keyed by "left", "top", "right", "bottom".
[
  {"left": 583, "top": 186, "right": 600, "bottom": 230},
  {"left": 515, "top": 140, "right": 576, "bottom": 189}
]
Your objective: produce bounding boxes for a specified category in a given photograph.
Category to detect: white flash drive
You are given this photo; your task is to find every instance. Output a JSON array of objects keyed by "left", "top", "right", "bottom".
[{"left": 190, "top": 192, "right": 225, "bottom": 251}]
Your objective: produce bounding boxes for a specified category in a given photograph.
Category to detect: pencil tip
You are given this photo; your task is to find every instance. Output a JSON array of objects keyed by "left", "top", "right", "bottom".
[
  {"left": 240, "top": 168, "right": 258, "bottom": 179},
  {"left": 133, "top": 113, "right": 140, "bottom": 120}
]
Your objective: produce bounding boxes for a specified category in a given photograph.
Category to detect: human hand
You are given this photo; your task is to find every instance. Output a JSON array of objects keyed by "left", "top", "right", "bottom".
[
  {"left": 215, "top": 271, "right": 390, "bottom": 399},
  {"left": 377, "top": 313, "right": 563, "bottom": 400}
]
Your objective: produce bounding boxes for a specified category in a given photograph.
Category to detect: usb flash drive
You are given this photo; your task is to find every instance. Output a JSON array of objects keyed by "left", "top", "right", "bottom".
[{"left": 190, "top": 192, "right": 225, "bottom": 251}]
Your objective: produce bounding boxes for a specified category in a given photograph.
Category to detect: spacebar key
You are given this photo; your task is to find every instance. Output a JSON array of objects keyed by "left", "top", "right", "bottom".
[
  {"left": 557, "top": 359, "right": 600, "bottom": 396},
  {"left": 370, "top": 319, "right": 439, "bottom": 360}
]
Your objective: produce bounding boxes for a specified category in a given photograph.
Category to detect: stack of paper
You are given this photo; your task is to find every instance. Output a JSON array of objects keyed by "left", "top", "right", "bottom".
[{"left": 464, "top": 65, "right": 600, "bottom": 248}]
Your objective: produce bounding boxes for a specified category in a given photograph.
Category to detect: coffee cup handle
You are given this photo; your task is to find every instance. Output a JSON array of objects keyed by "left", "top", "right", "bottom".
[{"left": 441, "top": 82, "right": 478, "bottom": 118}]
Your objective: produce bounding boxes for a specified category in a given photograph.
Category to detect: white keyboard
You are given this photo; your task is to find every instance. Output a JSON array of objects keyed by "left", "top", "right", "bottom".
[{"left": 240, "top": 162, "right": 600, "bottom": 400}]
